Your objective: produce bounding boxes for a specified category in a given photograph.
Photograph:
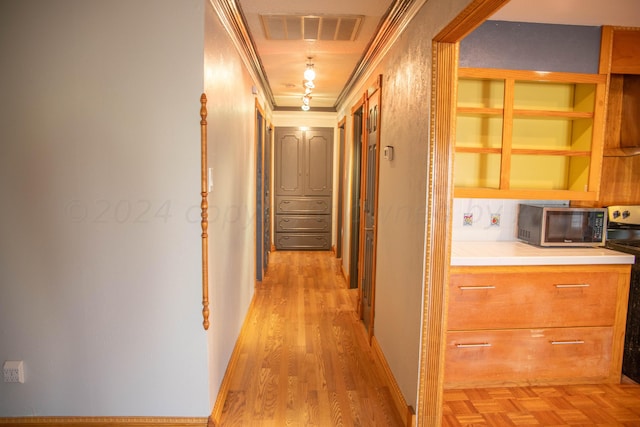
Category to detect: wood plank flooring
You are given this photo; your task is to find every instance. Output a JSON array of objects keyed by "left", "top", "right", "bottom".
[
  {"left": 215, "top": 250, "right": 640, "bottom": 426},
  {"left": 216, "top": 251, "right": 405, "bottom": 426}
]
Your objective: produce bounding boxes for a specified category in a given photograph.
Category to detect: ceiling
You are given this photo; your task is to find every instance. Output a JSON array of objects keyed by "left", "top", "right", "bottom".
[
  {"left": 234, "top": 0, "right": 640, "bottom": 111},
  {"left": 238, "top": 0, "right": 394, "bottom": 110}
]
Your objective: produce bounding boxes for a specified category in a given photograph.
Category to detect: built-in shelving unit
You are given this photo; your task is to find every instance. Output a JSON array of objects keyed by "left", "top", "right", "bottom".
[{"left": 454, "top": 68, "right": 607, "bottom": 200}]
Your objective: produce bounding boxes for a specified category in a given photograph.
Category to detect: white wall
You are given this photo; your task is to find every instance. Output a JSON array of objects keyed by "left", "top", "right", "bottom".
[
  {"left": 451, "top": 198, "right": 570, "bottom": 242},
  {"left": 271, "top": 111, "right": 337, "bottom": 128},
  {"left": 203, "top": 1, "right": 265, "bottom": 409},
  {"left": 0, "top": 0, "right": 210, "bottom": 416}
]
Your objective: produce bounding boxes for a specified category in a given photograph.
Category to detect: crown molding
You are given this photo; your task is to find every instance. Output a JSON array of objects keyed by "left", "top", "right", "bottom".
[
  {"left": 208, "top": 0, "right": 276, "bottom": 108},
  {"left": 209, "top": 0, "right": 425, "bottom": 112},
  {"left": 334, "top": 0, "right": 427, "bottom": 110}
]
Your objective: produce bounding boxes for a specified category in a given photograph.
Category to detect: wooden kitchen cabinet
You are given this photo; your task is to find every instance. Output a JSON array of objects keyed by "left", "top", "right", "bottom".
[
  {"left": 454, "top": 68, "right": 607, "bottom": 201},
  {"left": 444, "top": 264, "right": 631, "bottom": 388},
  {"left": 591, "top": 26, "right": 640, "bottom": 207}
]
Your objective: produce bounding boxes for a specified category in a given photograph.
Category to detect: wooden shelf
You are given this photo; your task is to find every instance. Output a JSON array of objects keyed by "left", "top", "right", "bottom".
[
  {"left": 513, "top": 109, "right": 594, "bottom": 118},
  {"left": 454, "top": 67, "right": 606, "bottom": 199}
]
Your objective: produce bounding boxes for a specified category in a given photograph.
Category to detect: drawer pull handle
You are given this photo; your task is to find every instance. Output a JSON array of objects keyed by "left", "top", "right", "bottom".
[
  {"left": 456, "top": 343, "right": 492, "bottom": 348},
  {"left": 554, "top": 284, "right": 590, "bottom": 289},
  {"left": 458, "top": 286, "right": 496, "bottom": 290},
  {"left": 551, "top": 340, "right": 585, "bottom": 345}
]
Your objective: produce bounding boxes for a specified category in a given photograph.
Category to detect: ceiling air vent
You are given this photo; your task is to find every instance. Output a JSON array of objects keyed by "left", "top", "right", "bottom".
[{"left": 260, "top": 15, "right": 363, "bottom": 41}]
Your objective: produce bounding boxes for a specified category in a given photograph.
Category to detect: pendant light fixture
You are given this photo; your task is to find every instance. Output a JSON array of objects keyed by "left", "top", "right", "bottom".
[
  {"left": 301, "top": 57, "right": 316, "bottom": 111},
  {"left": 303, "top": 63, "right": 316, "bottom": 81}
]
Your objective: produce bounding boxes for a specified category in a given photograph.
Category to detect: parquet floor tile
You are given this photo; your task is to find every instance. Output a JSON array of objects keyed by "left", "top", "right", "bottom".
[{"left": 443, "top": 384, "right": 640, "bottom": 426}]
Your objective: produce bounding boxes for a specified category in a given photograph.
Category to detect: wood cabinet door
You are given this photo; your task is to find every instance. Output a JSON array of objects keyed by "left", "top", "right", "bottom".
[
  {"left": 445, "top": 327, "right": 615, "bottom": 387},
  {"left": 275, "top": 127, "right": 333, "bottom": 197},
  {"left": 275, "top": 128, "right": 303, "bottom": 196},
  {"left": 448, "top": 270, "right": 619, "bottom": 330},
  {"left": 304, "top": 129, "right": 333, "bottom": 196}
]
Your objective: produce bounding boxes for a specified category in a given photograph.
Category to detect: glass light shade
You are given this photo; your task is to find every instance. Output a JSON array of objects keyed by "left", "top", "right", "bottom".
[
  {"left": 304, "top": 80, "right": 315, "bottom": 89},
  {"left": 303, "top": 65, "right": 316, "bottom": 81},
  {"left": 301, "top": 105, "right": 310, "bottom": 111}
]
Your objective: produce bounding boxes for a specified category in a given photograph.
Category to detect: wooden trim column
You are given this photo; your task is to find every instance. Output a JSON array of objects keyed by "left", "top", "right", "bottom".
[
  {"left": 416, "top": 40, "right": 458, "bottom": 426},
  {"left": 200, "top": 93, "right": 210, "bottom": 331},
  {"left": 416, "top": 1, "right": 510, "bottom": 424}
]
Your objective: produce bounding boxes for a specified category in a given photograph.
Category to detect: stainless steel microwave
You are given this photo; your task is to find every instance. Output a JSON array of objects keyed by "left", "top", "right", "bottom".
[{"left": 517, "top": 204, "right": 607, "bottom": 247}]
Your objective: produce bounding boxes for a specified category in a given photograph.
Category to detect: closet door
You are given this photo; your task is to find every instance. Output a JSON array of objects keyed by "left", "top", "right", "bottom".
[
  {"left": 274, "top": 127, "right": 333, "bottom": 250},
  {"left": 275, "top": 129, "right": 303, "bottom": 196},
  {"left": 304, "top": 129, "right": 333, "bottom": 197}
]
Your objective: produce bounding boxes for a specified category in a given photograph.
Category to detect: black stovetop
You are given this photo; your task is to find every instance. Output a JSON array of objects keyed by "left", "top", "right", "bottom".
[
  {"left": 606, "top": 239, "right": 640, "bottom": 258},
  {"left": 607, "top": 221, "right": 640, "bottom": 255}
]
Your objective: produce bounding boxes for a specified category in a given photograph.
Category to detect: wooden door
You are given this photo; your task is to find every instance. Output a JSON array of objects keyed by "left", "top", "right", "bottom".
[
  {"left": 256, "top": 109, "right": 265, "bottom": 281},
  {"left": 336, "top": 121, "right": 346, "bottom": 259},
  {"left": 349, "top": 107, "right": 363, "bottom": 289},
  {"left": 359, "top": 82, "right": 381, "bottom": 336},
  {"left": 264, "top": 124, "right": 272, "bottom": 269},
  {"left": 275, "top": 129, "right": 303, "bottom": 196},
  {"left": 304, "top": 129, "right": 333, "bottom": 196}
]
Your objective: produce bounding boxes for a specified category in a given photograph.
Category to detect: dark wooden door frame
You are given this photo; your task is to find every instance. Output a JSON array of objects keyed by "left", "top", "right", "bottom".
[
  {"left": 349, "top": 101, "right": 364, "bottom": 290},
  {"left": 336, "top": 117, "right": 346, "bottom": 259},
  {"left": 255, "top": 100, "right": 266, "bottom": 283},
  {"left": 264, "top": 122, "right": 272, "bottom": 271},
  {"left": 357, "top": 75, "right": 382, "bottom": 341}
]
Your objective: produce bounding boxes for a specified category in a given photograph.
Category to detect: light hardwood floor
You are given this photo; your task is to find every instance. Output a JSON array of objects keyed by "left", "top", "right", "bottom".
[
  {"left": 216, "top": 251, "right": 405, "bottom": 426},
  {"left": 215, "top": 250, "right": 640, "bottom": 426}
]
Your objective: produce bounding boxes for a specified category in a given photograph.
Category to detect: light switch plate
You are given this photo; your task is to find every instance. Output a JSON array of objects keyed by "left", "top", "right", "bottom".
[{"left": 383, "top": 146, "right": 394, "bottom": 161}]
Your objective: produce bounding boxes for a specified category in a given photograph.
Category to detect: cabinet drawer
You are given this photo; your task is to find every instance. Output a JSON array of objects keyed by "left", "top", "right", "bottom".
[
  {"left": 275, "top": 233, "right": 331, "bottom": 250},
  {"left": 448, "top": 270, "right": 618, "bottom": 330},
  {"left": 276, "top": 215, "right": 331, "bottom": 233},
  {"left": 275, "top": 196, "right": 331, "bottom": 214},
  {"left": 445, "top": 327, "right": 614, "bottom": 387}
]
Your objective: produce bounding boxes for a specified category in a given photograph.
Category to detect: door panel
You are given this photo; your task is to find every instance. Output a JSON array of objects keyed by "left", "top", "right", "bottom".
[
  {"left": 275, "top": 196, "right": 332, "bottom": 214},
  {"left": 337, "top": 123, "right": 345, "bottom": 258},
  {"left": 304, "top": 130, "right": 333, "bottom": 196},
  {"left": 349, "top": 109, "right": 363, "bottom": 289},
  {"left": 264, "top": 124, "right": 272, "bottom": 271},
  {"left": 275, "top": 132, "right": 303, "bottom": 195},
  {"left": 359, "top": 82, "right": 381, "bottom": 336},
  {"left": 256, "top": 110, "right": 264, "bottom": 281}
]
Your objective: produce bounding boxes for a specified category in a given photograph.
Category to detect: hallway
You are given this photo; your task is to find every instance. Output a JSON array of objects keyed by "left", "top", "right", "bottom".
[
  {"left": 216, "top": 251, "right": 405, "bottom": 426},
  {"left": 214, "top": 251, "right": 640, "bottom": 426}
]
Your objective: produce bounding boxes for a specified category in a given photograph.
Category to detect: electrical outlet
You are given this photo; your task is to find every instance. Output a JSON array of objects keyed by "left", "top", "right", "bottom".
[{"left": 3, "top": 360, "right": 25, "bottom": 383}]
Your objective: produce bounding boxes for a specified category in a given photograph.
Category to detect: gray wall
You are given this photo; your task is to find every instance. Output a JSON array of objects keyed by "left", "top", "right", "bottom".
[
  {"left": 337, "top": 0, "right": 474, "bottom": 409},
  {"left": 0, "top": 0, "right": 210, "bottom": 416},
  {"left": 203, "top": 1, "right": 264, "bottom": 407}
]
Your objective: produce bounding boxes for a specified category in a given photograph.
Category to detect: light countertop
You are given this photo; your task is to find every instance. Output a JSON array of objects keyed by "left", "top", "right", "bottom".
[{"left": 451, "top": 241, "right": 636, "bottom": 266}]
